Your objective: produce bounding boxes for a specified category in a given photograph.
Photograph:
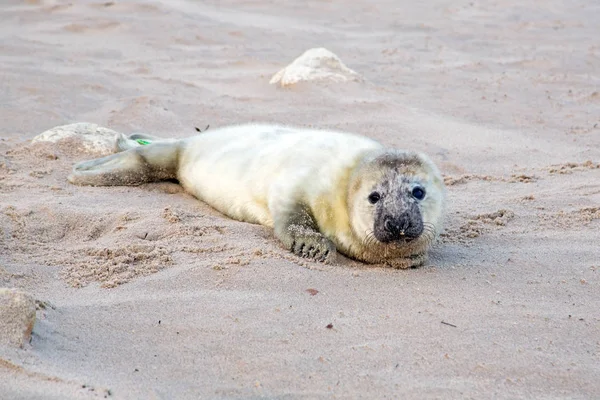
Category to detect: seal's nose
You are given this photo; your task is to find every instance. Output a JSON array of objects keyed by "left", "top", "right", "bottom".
[{"left": 384, "top": 213, "right": 412, "bottom": 238}]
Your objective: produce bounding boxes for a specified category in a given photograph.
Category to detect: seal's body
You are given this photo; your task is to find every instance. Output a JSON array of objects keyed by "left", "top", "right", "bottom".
[{"left": 69, "top": 124, "right": 445, "bottom": 268}]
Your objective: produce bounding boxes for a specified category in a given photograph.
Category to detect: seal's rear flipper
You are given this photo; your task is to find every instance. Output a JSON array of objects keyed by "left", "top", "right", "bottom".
[
  {"left": 129, "top": 133, "right": 162, "bottom": 141},
  {"left": 115, "top": 132, "right": 169, "bottom": 152},
  {"left": 68, "top": 141, "right": 179, "bottom": 186}
]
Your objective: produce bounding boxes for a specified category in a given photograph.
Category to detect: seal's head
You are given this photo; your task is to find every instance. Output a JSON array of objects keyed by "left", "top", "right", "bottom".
[{"left": 347, "top": 149, "right": 445, "bottom": 265}]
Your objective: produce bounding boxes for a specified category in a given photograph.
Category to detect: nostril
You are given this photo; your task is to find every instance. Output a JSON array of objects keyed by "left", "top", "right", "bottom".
[{"left": 384, "top": 218, "right": 394, "bottom": 233}]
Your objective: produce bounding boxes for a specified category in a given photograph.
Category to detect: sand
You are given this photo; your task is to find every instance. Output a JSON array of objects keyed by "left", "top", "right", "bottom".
[{"left": 1, "top": 0, "right": 599, "bottom": 398}]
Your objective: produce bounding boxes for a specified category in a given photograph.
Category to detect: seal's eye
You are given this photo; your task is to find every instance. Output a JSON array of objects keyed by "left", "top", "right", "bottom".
[
  {"left": 412, "top": 186, "right": 426, "bottom": 200},
  {"left": 368, "top": 191, "right": 381, "bottom": 204}
]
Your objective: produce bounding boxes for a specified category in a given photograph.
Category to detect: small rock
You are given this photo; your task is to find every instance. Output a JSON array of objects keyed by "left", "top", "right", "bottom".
[
  {"left": 269, "top": 48, "right": 360, "bottom": 87},
  {"left": 0, "top": 288, "right": 36, "bottom": 348},
  {"left": 31, "top": 123, "right": 121, "bottom": 154}
]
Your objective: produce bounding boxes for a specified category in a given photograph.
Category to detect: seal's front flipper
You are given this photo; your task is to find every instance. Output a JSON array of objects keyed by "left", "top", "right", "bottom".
[
  {"left": 68, "top": 142, "right": 179, "bottom": 186},
  {"left": 287, "top": 227, "right": 336, "bottom": 262},
  {"left": 274, "top": 206, "right": 337, "bottom": 263}
]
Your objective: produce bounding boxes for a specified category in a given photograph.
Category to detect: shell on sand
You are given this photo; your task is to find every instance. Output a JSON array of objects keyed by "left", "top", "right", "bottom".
[
  {"left": 32, "top": 122, "right": 120, "bottom": 154},
  {"left": 269, "top": 47, "right": 360, "bottom": 87}
]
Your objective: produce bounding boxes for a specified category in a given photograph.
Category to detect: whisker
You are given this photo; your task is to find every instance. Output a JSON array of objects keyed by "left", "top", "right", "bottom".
[{"left": 362, "top": 229, "right": 378, "bottom": 248}]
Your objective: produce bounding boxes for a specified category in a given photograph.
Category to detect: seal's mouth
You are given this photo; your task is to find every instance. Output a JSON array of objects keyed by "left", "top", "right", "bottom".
[
  {"left": 393, "top": 233, "right": 419, "bottom": 244},
  {"left": 399, "top": 235, "right": 416, "bottom": 243},
  {"left": 375, "top": 233, "right": 420, "bottom": 245}
]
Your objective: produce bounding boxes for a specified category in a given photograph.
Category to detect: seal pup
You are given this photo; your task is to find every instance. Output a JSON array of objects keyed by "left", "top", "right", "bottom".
[{"left": 68, "top": 124, "right": 445, "bottom": 268}]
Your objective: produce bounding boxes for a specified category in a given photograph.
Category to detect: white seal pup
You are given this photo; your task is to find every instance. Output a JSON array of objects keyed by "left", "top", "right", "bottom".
[{"left": 68, "top": 124, "right": 445, "bottom": 268}]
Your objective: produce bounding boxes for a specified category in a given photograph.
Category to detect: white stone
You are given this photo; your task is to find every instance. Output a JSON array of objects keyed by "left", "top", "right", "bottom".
[
  {"left": 32, "top": 123, "right": 121, "bottom": 154},
  {"left": 269, "top": 48, "right": 360, "bottom": 87},
  {"left": 0, "top": 288, "right": 36, "bottom": 348}
]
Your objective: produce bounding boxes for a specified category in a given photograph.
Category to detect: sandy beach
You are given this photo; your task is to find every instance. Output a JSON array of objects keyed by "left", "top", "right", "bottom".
[{"left": 1, "top": 0, "right": 599, "bottom": 398}]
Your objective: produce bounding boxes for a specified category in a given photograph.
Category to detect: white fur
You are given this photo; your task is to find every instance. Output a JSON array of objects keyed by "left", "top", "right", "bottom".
[{"left": 177, "top": 124, "right": 382, "bottom": 227}]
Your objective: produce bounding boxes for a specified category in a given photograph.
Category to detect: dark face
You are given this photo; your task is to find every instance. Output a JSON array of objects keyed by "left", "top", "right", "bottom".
[{"left": 368, "top": 174, "right": 425, "bottom": 243}]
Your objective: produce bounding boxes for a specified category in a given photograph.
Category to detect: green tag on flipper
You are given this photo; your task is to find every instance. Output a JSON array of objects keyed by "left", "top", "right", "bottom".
[{"left": 136, "top": 139, "right": 151, "bottom": 145}]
